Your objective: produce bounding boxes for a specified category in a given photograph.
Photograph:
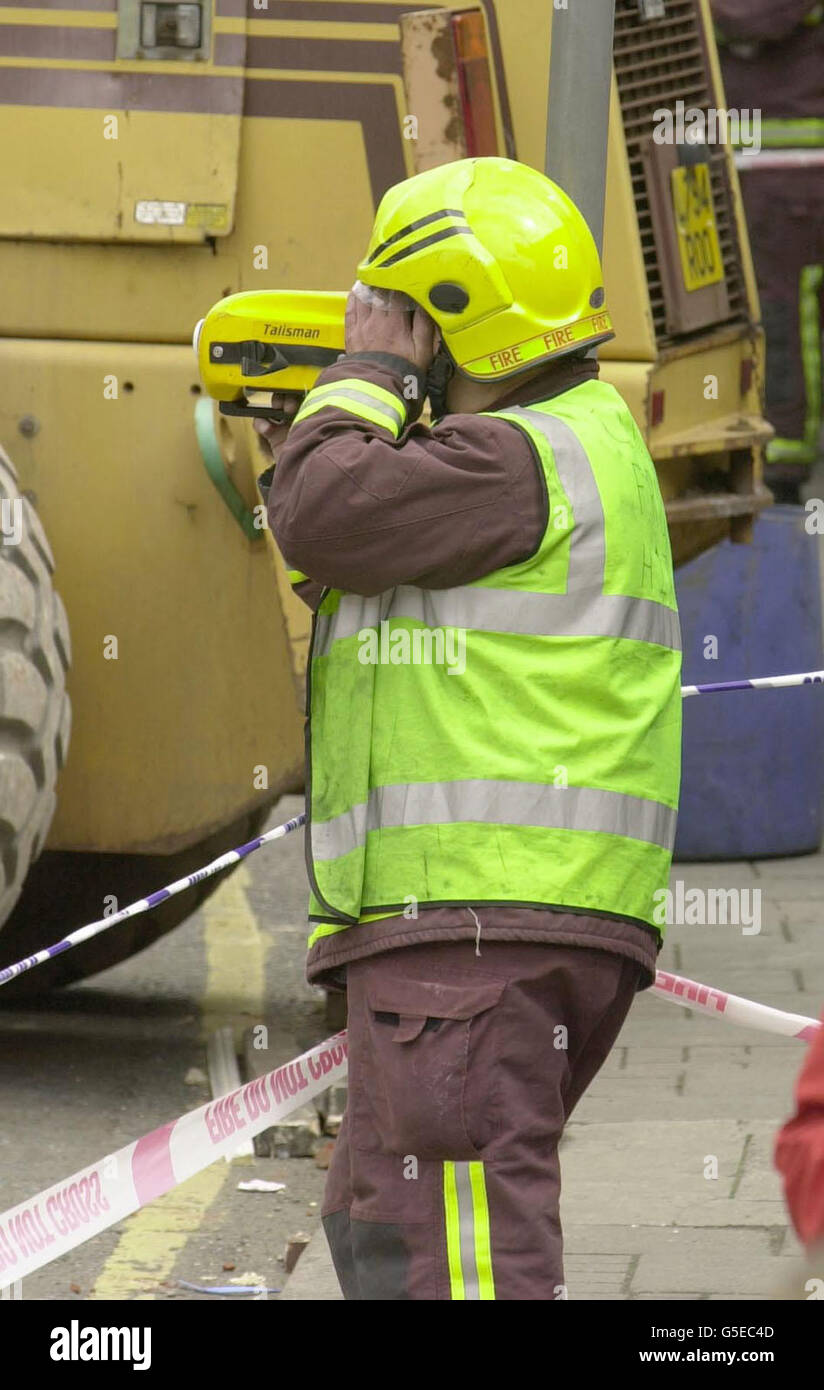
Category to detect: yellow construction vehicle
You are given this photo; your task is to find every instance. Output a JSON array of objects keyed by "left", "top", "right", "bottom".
[{"left": 0, "top": 0, "right": 770, "bottom": 990}]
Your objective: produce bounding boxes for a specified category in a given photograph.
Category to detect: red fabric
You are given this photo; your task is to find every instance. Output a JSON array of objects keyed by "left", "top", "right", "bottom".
[{"left": 775, "top": 1008, "right": 824, "bottom": 1247}]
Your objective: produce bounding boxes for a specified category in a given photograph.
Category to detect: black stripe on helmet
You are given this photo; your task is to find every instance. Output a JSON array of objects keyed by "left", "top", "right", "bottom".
[
  {"left": 366, "top": 208, "right": 466, "bottom": 264},
  {"left": 376, "top": 223, "right": 473, "bottom": 268}
]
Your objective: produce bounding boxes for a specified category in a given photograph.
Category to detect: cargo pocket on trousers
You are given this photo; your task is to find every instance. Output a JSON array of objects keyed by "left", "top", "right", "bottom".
[{"left": 356, "top": 972, "right": 507, "bottom": 1161}]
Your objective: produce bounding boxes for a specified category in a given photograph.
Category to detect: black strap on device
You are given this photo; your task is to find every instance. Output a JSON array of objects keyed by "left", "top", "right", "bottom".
[{"left": 210, "top": 340, "right": 341, "bottom": 378}]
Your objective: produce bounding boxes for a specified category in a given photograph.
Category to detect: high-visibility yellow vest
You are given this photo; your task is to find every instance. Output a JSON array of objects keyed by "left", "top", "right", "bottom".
[{"left": 303, "top": 377, "right": 682, "bottom": 947}]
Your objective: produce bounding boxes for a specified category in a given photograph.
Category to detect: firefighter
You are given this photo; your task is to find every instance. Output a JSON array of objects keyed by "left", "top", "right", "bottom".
[
  {"left": 256, "top": 157, "right": 682, "bottom": 1301},
  {"left": 713, "top": 1, "right": 824, "bottom": 501}
]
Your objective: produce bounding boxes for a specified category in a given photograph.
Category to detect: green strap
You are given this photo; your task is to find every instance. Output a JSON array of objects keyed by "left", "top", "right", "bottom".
[
  {"left": 800, "top": 265, "right": 824, "bottom": 450},
  {"left": 194, "top": 397, "right": 263, "bottom": 542},
  {"left": 766, "top": 265, "right": 823, "bottom": 467},
  {"left": 760, "top": 118, "right": 824, "bottom": 149}
]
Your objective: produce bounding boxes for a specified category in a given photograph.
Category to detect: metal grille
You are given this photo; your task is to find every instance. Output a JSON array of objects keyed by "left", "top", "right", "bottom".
[{"left": 612, "top": 0, "right": 748, "bottom": 344}]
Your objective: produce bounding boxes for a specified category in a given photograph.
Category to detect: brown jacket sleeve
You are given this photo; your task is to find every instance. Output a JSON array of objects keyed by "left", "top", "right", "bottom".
[
  {"left": 711, "top": 0, "right": 815, "bottom": 42},
  {"left": 266, "top": 354, "right": 546, "bottom": 597}
]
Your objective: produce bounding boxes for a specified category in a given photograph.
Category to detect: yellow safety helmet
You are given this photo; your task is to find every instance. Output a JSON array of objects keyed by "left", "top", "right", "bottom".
[{"left": 357, "top": 157, "right": 614, "bottom": 383}]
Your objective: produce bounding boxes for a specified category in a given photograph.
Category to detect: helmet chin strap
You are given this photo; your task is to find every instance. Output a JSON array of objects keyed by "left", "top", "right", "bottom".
[{"left": 425, "top": 343, "right": 456, "bottom": 422}]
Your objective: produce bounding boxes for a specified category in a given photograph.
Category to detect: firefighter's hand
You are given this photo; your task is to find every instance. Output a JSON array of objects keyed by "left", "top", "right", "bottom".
[
  {"left": 345, "top": 284, "right": 437, "bottom": 373},
  {"left": 253, "top": 393, "right": 302, "bottom": 455}
]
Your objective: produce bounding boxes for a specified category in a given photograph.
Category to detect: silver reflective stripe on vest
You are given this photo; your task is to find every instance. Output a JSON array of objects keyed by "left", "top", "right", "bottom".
[
  {"left": 312, "top": 402, "right": 679, "bottom": 656},
  {"left": 505, "top": 406, "right": 606, "bottom": 589},
  {"left": 311, "top": 778, "right": 677, "bottom": 859},
  {"left": 314, "top": 593, "right": 383, "bottom": 659},
  {"left": 315, "top": 585, "right": 680, "bottom": 651}
]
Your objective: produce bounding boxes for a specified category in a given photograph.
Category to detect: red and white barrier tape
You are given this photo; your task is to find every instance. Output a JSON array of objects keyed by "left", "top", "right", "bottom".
[
  {"left": 0, "top": 1032, "right": 347, "bottom": 1289},
  {"left": 651, "top": 971, "right": 820, "bottom": 1042},
  {"left": 1, "top": 976, "right": 820, "bottom": 1290}
]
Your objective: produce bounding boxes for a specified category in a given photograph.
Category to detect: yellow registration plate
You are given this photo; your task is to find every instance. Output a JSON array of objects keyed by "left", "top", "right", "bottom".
[{"left": 670, "top": 163, "right": 724, "bottom": 292}]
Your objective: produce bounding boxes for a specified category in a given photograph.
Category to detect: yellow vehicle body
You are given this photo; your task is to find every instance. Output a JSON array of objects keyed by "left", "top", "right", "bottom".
[
  {"left": 0, "top": 0, "right": 770, "bottom": 859},
  {"left": 0, "top": 336, "right": 303, "bottom": 852}
]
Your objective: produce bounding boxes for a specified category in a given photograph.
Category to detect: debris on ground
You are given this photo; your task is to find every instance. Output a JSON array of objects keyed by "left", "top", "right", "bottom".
[
  {"left": 284, "top": 1232, "right": 311, "bottom": 1274},
  {"left": 315, "top": 1084, "right": 347, "bottom": 1137},
  {"left": 314, "top": 1140, "right": 335, "bottom": 1170},
  {"left": 177, "top": 1277, "right": 280, "bottom": 1297}
]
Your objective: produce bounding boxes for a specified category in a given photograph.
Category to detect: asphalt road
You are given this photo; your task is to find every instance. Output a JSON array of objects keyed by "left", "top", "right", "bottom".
[{"left": 0, "top": 795, "right": 330, "bottom": 1302}]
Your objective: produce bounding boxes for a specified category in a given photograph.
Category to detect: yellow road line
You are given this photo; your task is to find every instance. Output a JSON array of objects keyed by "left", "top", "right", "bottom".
[
  {"left": 90, "top": 866, "right": 266, "bottom": 1301},
  {"left": 88, "top": 1166, "right": 228, "bottom": 1301},
  {"left": 201, "top": 864, "right": 267, "bottom": 1044}
]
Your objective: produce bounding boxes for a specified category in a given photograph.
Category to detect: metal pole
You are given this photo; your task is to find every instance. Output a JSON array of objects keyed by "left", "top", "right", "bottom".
[{"left": 545, "top": 0, "right": 616, "bottom": 256}]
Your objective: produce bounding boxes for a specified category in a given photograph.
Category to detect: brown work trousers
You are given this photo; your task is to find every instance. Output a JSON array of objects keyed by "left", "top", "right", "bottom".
[{"left": 322, "top": 939, "right": 642, "bottom": 1300}]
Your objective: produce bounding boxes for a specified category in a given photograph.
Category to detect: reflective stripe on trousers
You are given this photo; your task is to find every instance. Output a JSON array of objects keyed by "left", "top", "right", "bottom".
[{"left": 443, "top": 1161, "right": 495, "bottom": 1300}]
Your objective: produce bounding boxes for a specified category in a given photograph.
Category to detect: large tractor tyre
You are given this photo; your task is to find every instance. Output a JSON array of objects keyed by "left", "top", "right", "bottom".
[
  {"left": 0, "top": 443, "right": 71, "bottom": 934},
  {"left": 0, "top": 802, "right": 272, "bottom": 998}
]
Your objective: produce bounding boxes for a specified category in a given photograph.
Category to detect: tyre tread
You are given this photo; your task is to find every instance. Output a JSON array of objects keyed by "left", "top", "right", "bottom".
[{"left": 0, "top": 447, "right": 70, "bottom": 921}]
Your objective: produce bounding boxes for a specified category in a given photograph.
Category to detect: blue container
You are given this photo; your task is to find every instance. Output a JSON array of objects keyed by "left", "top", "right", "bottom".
[{"left": 674, "top": 505, "right": 824, "bottom": 860}]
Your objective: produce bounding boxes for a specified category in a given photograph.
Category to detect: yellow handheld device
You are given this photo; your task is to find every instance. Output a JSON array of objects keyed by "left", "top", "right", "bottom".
[{"left": 193, "top": 289, "right": 347, "bottom": 418}]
